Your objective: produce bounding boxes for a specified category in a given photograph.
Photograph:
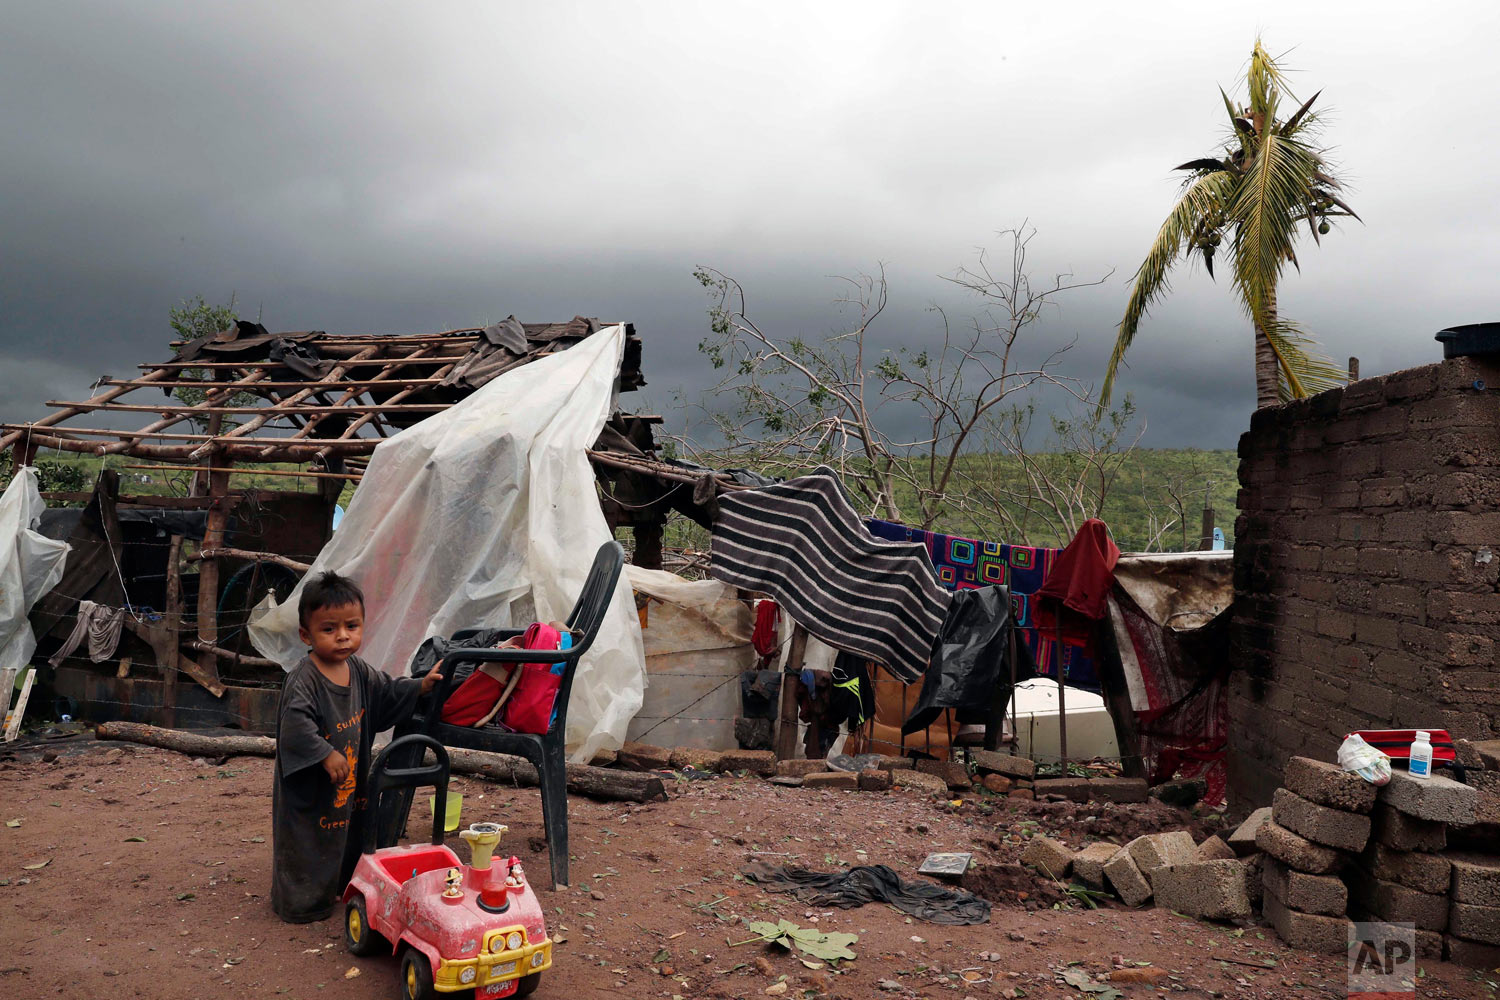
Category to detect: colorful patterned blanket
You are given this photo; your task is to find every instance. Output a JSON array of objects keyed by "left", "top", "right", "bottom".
[{"left": 865, "top": 519, "right": 1100, "bottom": 690}]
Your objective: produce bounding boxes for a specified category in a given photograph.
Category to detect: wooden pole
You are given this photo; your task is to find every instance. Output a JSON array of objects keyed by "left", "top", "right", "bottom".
[
  {"left": 1199, "top": 506, "right": 1215, "bottom": 551},
  {"left": 0, "top": 368, "right": 174, "bottom": 451},
  {"left": 163, "top": 533, "right": 184, "bottom": 702},
  {"left": 774, "top": 623, "right": 809, "bottom": 760},
  {"left": 191, "top": 546, "right": 311, "bottom": 574}
]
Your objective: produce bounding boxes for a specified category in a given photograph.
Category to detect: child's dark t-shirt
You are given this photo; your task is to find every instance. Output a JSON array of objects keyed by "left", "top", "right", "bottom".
[{"left": 271, "top": 655, "right": 422, "bottom": 923}]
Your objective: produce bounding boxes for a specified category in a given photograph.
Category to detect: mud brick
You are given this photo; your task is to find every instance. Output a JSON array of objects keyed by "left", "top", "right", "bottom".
[
  {"left": 1007, "top": 788, "right": 1035, "bottom": 800},
  {"left": 1445, "top": 934, "right": 1500, "bottom": 968},
  {"left": 669, "top": 747, "right": 724, "bottom": 772},
  {"left": 1358, "top": 842, "right": 1451, "bottom": 894},
  {"left": 768, "top": 775, "right": 803, "bottom": 787},
  {"left": 1124, "top": 831, "right": 1198, "bottom": 883},
  {"left": 980, "top": 773, "right": 1013, "bottom": 794},
  {"left": 1152, "top": 860, "right": 1254, "bottom": 920},
  {"left": 1262, "top": 855, "right": 1348, "bottom": 916},
  {"left": 776, "top": 759, "right": 830, "bottom": 778},
  {"left": 1089, "top": 777, "right": 1148, "bottom": 803},
  {"left": 1378, "top": 769, "right": 1477, "bottom": 825},
  {"left": 1283, "top": 756, "right": 1378, "bottom": 813},
  {"left": 1273, "top": 788, "right": 1371, "bottom": 852},
  {"left": 1372, "top": 803, "right": 1447, "bottom": 852},
  {"left": 873, "top": 755, "right": 914, "bottom": 771},
  {"left": 1468, "top": 740, "right": 1500, "bottom": 769},
  {"left": 1071, "top": 843, "right": 1120, "bottom": 890},
  {"left": 969, "top": 750, "right": 1035, "bottom": 780},
  {"left": 1228, "top": 806, "right": 1272, "bottom": 856},
  {"left": 856, "top": 768, "right": 891, "bottom": 791},
  {"left": 1347, "top": 869, "right": 1449, "bottom": 932},
  {"left": 1033, "top": 777, "right": 1091, "bottom": 802},
  {"left": 1263, "top": 891, "right": 1352, "bottom": 954},
  {"left": 588, "top": 749, "right": 618, "bottom": 768},
  {"left": 1256, "top": 818, "right": 1345, "bottom": 875},
  {"left": 617, "top": 741, "right": 671, "bottom": 771},
  {"left": 1243, "top": 853, "right": 1264, "bottom": 909},
  {"left": 1448, "top": 853, "right": 1500, "bottom": 907},
  {"left": 1450, "top": 903, "right": 1500, "bottom": 946},
  {"left": 719, "top": 749, "right": 776, "bottom": 776},
  {"left": 892, "top": 769, "right": 949, "bottom": 795},
  {"left": 915, "top": 758, "right": 973, "bottom": 790},
  {"left": 1103, "top": 850, "right": 1152, "bottom": 906},
  {"left": 802, "top": 771, "right": 858, "bottom": 790},
  {"left": 1348, "top": 909, "right": 1444, "bottom": 960},
  {"left": 1197, "top": 835, "right": 1237, "bottom": 862},
  {"left": 1020, "top": 836, "right": 1074, "bottom": 880}
]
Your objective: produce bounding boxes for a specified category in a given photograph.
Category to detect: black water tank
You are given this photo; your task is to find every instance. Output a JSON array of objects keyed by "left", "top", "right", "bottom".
[{"left": 1436, "top": 323, "right": 1500, "bottom": 359}]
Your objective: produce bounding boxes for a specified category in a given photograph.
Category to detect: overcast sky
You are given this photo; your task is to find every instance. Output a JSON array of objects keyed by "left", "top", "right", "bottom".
[{"left": 3, "top": 2, "right": 1496, "bottom": 449}]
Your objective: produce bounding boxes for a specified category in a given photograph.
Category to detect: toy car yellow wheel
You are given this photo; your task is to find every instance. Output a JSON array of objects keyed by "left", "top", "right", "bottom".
[
  {"left": 344, "top": 894, "right": 386, "bottom": 957},
  {"left": 399, "top": 948, "right": 438, "bottom": 1000},
  {"left": 515, "top": 971, "right": 543, "bottom": 996}
]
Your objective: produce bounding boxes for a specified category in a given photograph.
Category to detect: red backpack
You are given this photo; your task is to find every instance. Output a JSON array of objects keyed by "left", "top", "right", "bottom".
[{"left": 439, "top": 623, "right": 563, "bottom": 730}]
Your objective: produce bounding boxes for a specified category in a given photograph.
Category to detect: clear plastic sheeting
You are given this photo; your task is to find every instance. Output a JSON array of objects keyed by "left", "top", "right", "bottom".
[
  {"left": 250, "top": 325, "right": 646, "bottom": 762},
  {"left": 0, "top": 467, "right": 71, "bottom": 674}
]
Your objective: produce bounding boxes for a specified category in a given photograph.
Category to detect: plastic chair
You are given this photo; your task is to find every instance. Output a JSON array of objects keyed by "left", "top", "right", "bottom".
[{"left": 390, "top": 540, "right": 625, "bottom": 888}]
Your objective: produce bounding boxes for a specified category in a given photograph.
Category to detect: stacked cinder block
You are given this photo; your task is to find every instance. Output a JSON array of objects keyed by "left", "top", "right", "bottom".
[{"left": 1256, "top": 757, "right": 1373, "bottom": 952}]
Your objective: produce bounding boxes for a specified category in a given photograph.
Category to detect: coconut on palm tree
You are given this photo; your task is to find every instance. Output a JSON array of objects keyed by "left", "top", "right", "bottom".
[{"left": 1101, "top": 39, "right": 1359, "bottom": 411}]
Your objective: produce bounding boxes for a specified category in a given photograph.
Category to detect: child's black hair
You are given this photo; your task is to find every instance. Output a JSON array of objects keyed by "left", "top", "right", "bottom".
[{"left": 298, "top": 571, "right": 365, "bottom": 626}]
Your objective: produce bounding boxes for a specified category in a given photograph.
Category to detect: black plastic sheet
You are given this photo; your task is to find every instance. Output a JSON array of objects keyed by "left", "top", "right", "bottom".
[{"left": 903, "top": 585, "right": 1016, "bottom": 734}]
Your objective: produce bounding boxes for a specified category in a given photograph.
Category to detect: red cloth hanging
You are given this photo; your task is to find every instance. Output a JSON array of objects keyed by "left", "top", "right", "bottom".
[
  {"left": 1036, "top": 518, "right": 1119, "bottom": 620},
  {"left": 752, "top": 599, "right": 781, "bottom": 658}
]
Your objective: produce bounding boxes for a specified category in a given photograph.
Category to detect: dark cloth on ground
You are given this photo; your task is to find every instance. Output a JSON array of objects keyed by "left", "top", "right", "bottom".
[
  {"left": 743, "top": 862, "right": 991, "bottom": 925},
  {"left": 903, "top": 585, "right": 1013, "bottom": 735},
  {"left": 271, "top": 655, "right": 422, "bottom": 923},
  {"left": 710, "top": 468, "right": 950, "bottom": 682}
]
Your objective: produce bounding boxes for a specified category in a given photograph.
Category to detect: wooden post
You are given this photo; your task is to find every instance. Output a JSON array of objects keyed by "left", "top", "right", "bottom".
[
  {"left": 632, "top": 519, "right": 664, "bottom": 571},
  {"left": 1199, "top": 506, "right": 1215, "bottom": 551},
  {"left": 1096, "top": 603, "right": 1146, "bottom": 779},
  {"left": 773, "top": 623, "right": 809, "bottom": 760},
  {"left": 194, "top": 463, "right": 232, "bottom": 691},
  {"left": 162, "top": 534, "right": 184, "bottom": 702}
]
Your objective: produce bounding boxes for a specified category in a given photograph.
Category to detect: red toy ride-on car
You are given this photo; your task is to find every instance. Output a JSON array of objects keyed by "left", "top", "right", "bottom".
[{"left": 342, "top": 734, "right": 551, "bottom": 999}]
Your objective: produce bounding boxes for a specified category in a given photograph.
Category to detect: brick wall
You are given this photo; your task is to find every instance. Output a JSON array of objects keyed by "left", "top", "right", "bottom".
[{"left": 1228, "top": 355, "right": 1500, "bottom": 809}]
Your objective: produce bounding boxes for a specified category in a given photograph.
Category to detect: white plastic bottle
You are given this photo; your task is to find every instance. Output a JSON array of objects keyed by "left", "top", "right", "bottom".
[{"left": 1409, "top": 730, "right": 1433, "bottom": 780}]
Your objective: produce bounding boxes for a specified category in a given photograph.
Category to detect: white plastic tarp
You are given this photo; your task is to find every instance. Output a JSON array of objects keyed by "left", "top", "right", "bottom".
[
  {"left": 249, "top": 324, "right": 646, "bottom": 762},
  {"left": 0, "top": 467, "right": 71, "bottom": 674}
]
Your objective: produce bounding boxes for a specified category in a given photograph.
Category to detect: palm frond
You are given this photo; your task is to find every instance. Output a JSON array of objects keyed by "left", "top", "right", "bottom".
[
  {"left": 1176, "top": 157, "right": 1229, "bottom": 172},
  {"left": 1247, "top": 38, "right": 1295, "bottom": 113},
  {"left": 1100, "top": 169, "right": 1236, "bottom": 410},
  {"left": 1280, "top": 90, "right": 1321, "bottom": 136},
  {"left": 1261, "top": 318, "right": 1347, "bottom": 401}
]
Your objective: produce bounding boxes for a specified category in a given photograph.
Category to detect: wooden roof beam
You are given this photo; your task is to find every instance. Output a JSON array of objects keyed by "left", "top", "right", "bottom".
[{"left": 0, "top": 367, "right": 175, "bottom": 451}]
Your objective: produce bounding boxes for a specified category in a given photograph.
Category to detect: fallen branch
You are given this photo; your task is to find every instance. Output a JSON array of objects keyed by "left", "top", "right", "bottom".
[{"left": 94, "top": 722, "right": 666, "bottom": 803}]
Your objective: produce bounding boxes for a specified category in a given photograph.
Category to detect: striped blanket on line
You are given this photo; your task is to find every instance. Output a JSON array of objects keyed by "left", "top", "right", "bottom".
[{"left": 710, "top": 468, "right": 951, "bottom": 683}]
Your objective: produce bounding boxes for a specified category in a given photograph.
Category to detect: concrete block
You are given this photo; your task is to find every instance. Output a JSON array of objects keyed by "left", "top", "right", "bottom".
[
  {"left": 618, "top": 741, "right": 671, "bottom": 771},
  {"left": 1228, "top": 806, "right": 1272, "bottom": 856},
  {"left": 1272, "top": 788, "right": 1372, "bottom": 852},
  {"left": 1373, "top": 803, "right": 1447, "bottom": 852},
  {"left": 1348, "top": 909, "right": 1444, "bottom": 959},
  {"left": 1071, "top": 842, "right": 1119, "bottom": 890},
  {"left": 1263, "top": 891, "right": 1352, "bottom": 954},
  {"left": 1450, "top": 902, "right": 1500, "bottom": 946},
  {"left": 856, "top": 767, "right": 891, "bottom": 791},
  {"left": 1262, "top": 856, "right": 1348, "bottom": 917},
  {"left": 1448, "top": 853, "right": 1500, "bottom": 907},
  {"left": 1358, "top": 842, "right": 1451, "bottom": 895},
  {"left": 1283, "top": 755, "right": 1378, "bottom": 813},
  {"left": 1089, "top": 777, "right": 1149, "bottom": 803},
  {"left": 1034, "top": 777, "right": 1091, "bottom": 802},
  {"left": 980, "top": 773, "right": 1012, "bottom": 794},
  {"left": 1124, "top": 831, "right": 1199, "bottom": 882},
  {"left": 969, "top": 750, "right": 1034, "bottom": 780},
  {"left": 1466, "top": 740, "right": 1500, "bottom": 770},
  {"left": 915, "top": 758, "right": 972, "bottom": 790},
  {"left": 1256, "top": 818, "right": 1345, "bottom": 875},
  {"left": 719, "top": 749, "right": 776, "bottom": 776},
  {"left": 669, "top": 747, "right": 724, "bottom": 772},
  {"left": 776, "top": 759, "right": 831, "bottom": 778},
  {"left": 1378, "top": 769, "right": 1478, "bottom": 825},
  {"left": 1197, "top": 835, "right": 1237, "bottom": 862},
  {"left": 1152, "top": 860, "right": 1254, "bottom": 920},
  {"left": 1103, "top": 850, "right": 1152, "bottom": 906},
  {"left": 1445, "top": 934, "right": 1500, "bottom": 968},
  {"left": 1020, "top": 836, "right": 1074, "bottom": 880},
  {"left": 1347, "top": 869, "right": 1450, "bottom": 932},
  {"left": 892, "top": 769, "right": 950, "bottom": 795},
  {"left": 873, "top": 755, "right": 914, "bottom": 771},
  {"left": 802, "top": 771, "right": 858, "bottom": 790},
  {"left": 1242, "top": 853, "right": 1264, "bottom": 909}
]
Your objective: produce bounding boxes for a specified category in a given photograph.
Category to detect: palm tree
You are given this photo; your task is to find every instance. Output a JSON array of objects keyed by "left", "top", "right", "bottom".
[{"left": 1101, "top": 39, "right": 1359, "bottom": 411}]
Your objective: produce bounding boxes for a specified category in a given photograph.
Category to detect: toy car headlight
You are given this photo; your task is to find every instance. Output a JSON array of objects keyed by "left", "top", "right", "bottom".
[
  {"left": 459, "top": 967, "right": 477, "bottom": 984},
  {"left": 531, "top": 951, "right": 545, "bottom": 968},
  {"left": 506, "top": 931, "right": 523, "bottom": 951}
]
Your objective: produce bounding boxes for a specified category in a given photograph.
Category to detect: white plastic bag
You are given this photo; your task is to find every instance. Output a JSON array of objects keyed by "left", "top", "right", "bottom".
[
  {"left": 0, "top": 467, "right": 71, "bottom": 675},
  {"left": 1337, "top": 733, "right": 1392, "bottom": 786}
]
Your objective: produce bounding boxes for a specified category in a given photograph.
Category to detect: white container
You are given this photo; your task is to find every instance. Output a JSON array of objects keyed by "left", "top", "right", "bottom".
[{"left": 1409, "top": 730, "right": 1433, "bottom": 779}]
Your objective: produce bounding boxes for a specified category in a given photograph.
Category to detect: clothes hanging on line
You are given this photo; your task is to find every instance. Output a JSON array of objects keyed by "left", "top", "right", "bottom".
[
  {"left": 903, "top": 585, "right": 1018, "bottom": 735},
  {"left": 865, "top": 519, "right": 1101, "bottom": 691},
  {"left": 710, "top": 469, "right": 950, "bottom": 683},
  {"left": 48, "top": 600, "right": 125, "bottom": 667},
  {"left": 743, "top": 862, "right": 991, "bottom": 925}
]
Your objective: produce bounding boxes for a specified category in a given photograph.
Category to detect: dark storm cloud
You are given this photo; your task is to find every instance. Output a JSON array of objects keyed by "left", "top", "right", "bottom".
[{"left": 3, "top": 2, "right": 1498, "bottom": 451}]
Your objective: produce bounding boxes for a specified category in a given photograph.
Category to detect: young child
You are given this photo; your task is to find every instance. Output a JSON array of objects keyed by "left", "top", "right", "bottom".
[{"left": 271, "top": 571, "right": 443, "bottom": 923}]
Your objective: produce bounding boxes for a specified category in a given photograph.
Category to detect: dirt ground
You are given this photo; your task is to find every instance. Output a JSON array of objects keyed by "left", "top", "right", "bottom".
[{"left": 2, "top": 737, "right": 1497, "bottom": 1000}]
